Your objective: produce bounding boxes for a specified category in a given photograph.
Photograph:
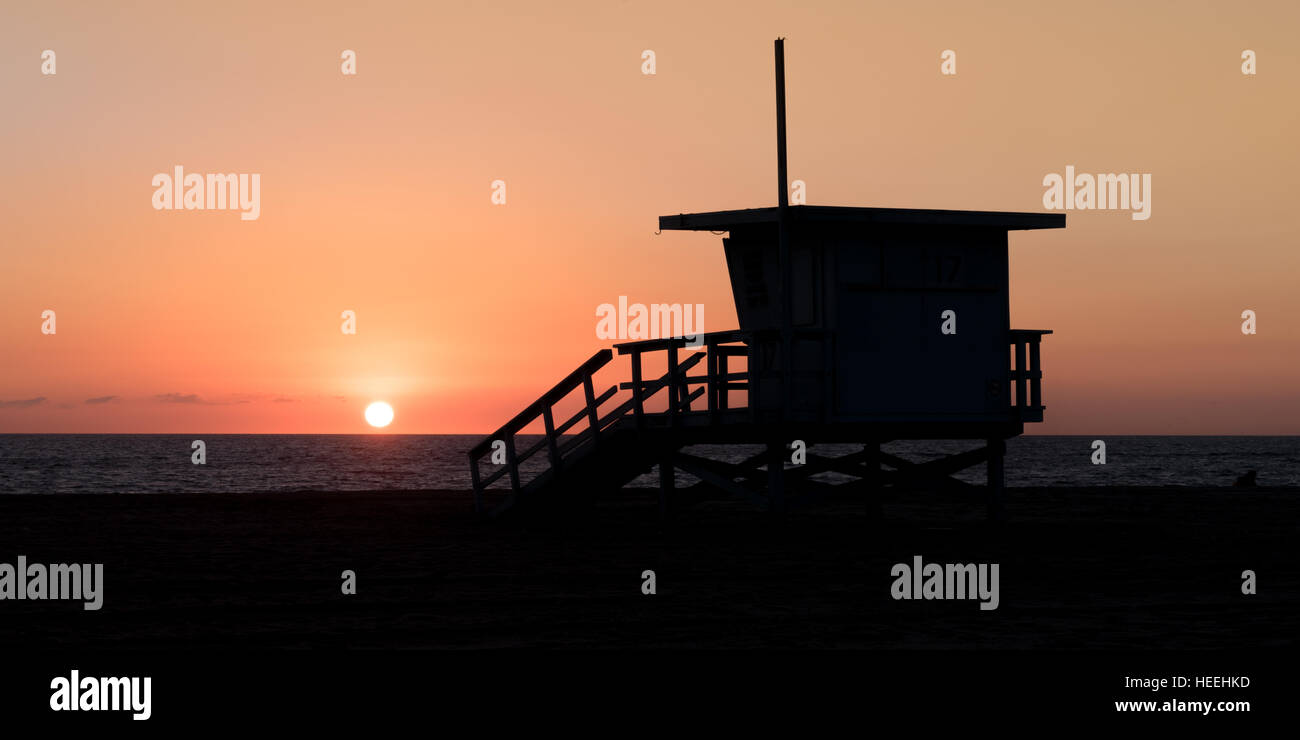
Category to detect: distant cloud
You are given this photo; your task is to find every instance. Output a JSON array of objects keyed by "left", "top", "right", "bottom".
[
  {"left": 0, "top": 397, "right": 46, "bottom": 408},
  {"left": 85, "top": 395, "right": 119, "bottom": 405},
  {"left": 155, "top": 393, "right": 203, "bottom": 404},
  {"left": 153, "top": 392, "right": 290, "bottom": 406}
]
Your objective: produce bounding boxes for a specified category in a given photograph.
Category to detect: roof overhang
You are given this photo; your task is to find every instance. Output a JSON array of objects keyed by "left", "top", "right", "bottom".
[{"left": 658, "top": 205, "right": 1066, "bottom": 232}]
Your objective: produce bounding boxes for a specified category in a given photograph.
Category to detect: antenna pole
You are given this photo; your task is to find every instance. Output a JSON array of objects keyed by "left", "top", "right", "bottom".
[
  {"left": 775, "top": 38, "right": 789, "bottom": 208},
  {"left": 774, "top": 38, "right": 793, "bottom": 453}
]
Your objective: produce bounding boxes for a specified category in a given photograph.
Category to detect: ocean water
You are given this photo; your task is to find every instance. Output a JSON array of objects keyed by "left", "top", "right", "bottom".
[{"left": 0, "top": 435, "right": 1295, "bottom": 494}]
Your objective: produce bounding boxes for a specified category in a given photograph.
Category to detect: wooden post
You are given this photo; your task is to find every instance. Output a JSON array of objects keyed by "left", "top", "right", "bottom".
[
  {"left": 631, "top": 349, "right": 645, "bottom": 430},
  {"left": 542, "top": 406, "right": 561, "bottom": 472},
  {"left": 986, "top": 437, "right": 1005, "bottom": 521},
  {"left": 747, "top": 339, "right": 758, "bottom": 423},
  {"left": 707, "top": 339, "right": 719, "bottom": 422},
  {"left": 666, "top": 341, "right": 680, "bottom": 426}
]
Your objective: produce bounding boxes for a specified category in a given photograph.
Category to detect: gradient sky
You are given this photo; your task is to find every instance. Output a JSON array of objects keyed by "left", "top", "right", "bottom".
[{"left": 2, "top": 0, "right": 1298, "bottom": 434}]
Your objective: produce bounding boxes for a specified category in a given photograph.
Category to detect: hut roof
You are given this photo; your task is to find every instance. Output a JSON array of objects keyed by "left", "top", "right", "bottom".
[{"left": 658, "top": 205, "right": 1065, "bottom": 232}]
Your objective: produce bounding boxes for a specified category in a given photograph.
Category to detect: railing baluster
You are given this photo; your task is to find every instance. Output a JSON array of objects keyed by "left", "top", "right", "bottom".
[
  {"left": 666, "top": 341, "right": 679, "bottom": 425},
  {"left": 1014, "top": 339, "right": 1027, "bottom": 410},
  {"left": 583, "top": 374, "right": 601, "bottom": 440},
  {"left": 719, "top": 351, "right": 730, "bottom": 413},
  {"left": 747, "top": 338, "right": 757, "bottom": 423},
  {"left": 1029, "top": 337, "right": 1042, "bottom": 409}
]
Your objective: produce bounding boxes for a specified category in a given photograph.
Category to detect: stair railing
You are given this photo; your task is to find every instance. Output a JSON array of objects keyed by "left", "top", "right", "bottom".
[
  {"left": 467, "top": 350, "right": 616, "bottom": 514},
  {"left": 468, "top": 330, "right": 756, "bottom": 514}
]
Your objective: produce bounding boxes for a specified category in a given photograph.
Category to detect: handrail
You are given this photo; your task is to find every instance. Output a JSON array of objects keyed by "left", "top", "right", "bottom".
[
  {"left": 613, "top": 329, "right": 747, "bottom": 354},
  {"left": 468, "top": 350, "right": 612, "bottom": 458}
]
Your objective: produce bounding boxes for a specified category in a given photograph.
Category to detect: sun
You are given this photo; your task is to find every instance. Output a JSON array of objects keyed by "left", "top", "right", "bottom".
[{"left": 364, "top": 401, "right": 394, "bottom": 428}]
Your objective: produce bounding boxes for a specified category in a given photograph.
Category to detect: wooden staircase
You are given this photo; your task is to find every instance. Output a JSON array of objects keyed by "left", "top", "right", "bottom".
[{"left": 466, "top": 332, "right": 752, "bottom": 516}]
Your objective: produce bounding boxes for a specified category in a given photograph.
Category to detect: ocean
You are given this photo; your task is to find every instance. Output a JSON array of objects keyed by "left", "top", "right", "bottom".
[{"left": 0, "top": 435, "right": 1296, "bottom": 494}]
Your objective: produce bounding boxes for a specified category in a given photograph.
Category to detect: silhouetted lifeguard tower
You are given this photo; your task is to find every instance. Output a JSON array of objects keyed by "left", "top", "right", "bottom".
[{"left": 469, "top": 40, "right": 1064, "bottom": 519}]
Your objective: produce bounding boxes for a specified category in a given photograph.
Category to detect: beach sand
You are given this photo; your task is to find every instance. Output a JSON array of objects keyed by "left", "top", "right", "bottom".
[{"left": 0, "top": 487, "right": 1296, "bottom": 650}]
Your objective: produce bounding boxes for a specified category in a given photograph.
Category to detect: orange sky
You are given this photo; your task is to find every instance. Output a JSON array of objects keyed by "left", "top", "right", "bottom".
[{"left": 2, "top": 0, "right": 1298, "bottom": 434}]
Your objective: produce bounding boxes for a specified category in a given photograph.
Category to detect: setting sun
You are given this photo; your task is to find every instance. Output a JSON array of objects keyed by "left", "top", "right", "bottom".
[{"left": 364, "top": 402, "right": 394, "bottom": 428}]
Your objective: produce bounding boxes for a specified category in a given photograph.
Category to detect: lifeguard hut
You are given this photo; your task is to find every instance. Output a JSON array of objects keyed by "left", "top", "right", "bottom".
[{"left": 468, "top": 40, "right": 1063, "bottom": 518}]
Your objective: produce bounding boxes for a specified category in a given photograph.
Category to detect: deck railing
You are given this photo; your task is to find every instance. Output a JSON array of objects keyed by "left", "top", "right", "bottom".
[
  {"left": 614, "top": 329, "right": 752, "bottom": 429},
  {"left": 1009, "top": 329, "right": 1052, "bottom": 422}
]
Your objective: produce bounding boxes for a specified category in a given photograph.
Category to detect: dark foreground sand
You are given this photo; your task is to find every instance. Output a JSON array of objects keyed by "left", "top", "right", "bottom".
[{"left": 0, "top": 487, "right": 1296, "bottom": 650}]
